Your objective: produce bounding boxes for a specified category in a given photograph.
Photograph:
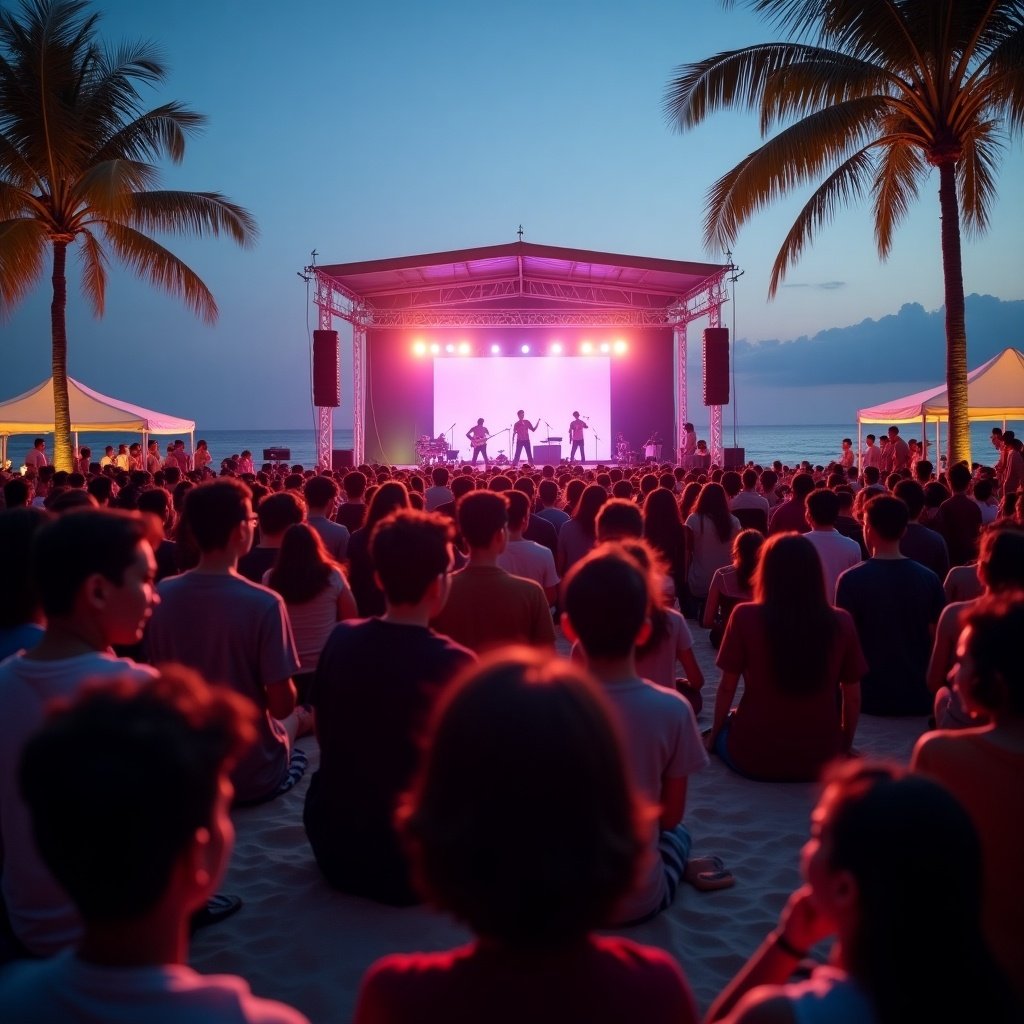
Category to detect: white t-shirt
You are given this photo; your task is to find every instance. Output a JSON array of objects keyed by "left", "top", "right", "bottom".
[
  {"left": 685, "top": 513, "right": 740, "bottom": 598},
  {"left": 262, "top": 566, "right": 349, "bottom": 673},
  {"left": 497, "top": 539, "right": 560, "bottom": 593},
  {"left": 0, "top": 950, "right": 309, "bottom": 1024},
  {"left": 0, "top": 651, "right": 157, "bottom": 955},
  {"left": 804, "top": 529, "right": 863, "bottom": 602},
  {"left": 634, "top": 608, "right": 695, "bottom": 690}
]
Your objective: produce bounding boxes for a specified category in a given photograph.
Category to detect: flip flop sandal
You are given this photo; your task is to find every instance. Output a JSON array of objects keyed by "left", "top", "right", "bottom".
[
  {"left": 190, "top": 893, "right": 243, "bottom": 934},
  {"left": 684, "top": 855, "right": 736, "bottom": 892}
]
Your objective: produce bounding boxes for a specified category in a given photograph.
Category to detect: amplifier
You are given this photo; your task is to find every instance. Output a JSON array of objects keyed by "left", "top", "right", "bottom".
[
  {"left": 263, "top": 447, "right": 291, "bottom": 461},
  {"left": 534, "top": 444, "right": 561, "bottom": 465}
]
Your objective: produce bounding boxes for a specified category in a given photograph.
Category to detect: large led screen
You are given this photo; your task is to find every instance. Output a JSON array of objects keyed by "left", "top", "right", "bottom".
[{"left": 433, "top": 357, "right": 611, "bottom": 462}]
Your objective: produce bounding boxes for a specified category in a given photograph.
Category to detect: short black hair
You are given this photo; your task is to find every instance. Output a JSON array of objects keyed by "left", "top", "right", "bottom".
[
  {"left": 595, "top": 498, "right": 643, "bottom": 541},
  {"left": 371, "top": 509, "right": 454, "bottom": 605},
  {"left": 457, "top": 491, "right": 508, "bottom": 549},
  {"left": 806, "top": 487, "right": 840, "bottom": 526},
  {"left": 181, "top": 479, "right": 252, "bottom": 553},
  {"left": 563, "top": 544, "right": 649, "bottom": 659},
  {"left": 505, "top": 490, "right": 531, "bottom": 532},
  {"left": 304, "top": 475, "right": 338, "bottom": 508},
  {"left": 19, "top": 667, "right": 255, "bottom": 923},
  {"left": 257, "top": 490, "right": 306, "bottom": 535},
  {"left": 0, "top": 507, "right": 51, "bottom": 627},
  {"left": 893, "top": 479, "right": 926, "bottom": 519},
  {"left": 32, "top": 509, "right": 146, "bottom": 617},
  {"left": 865, "top": 494, "right": 909, "bottom": 541}
]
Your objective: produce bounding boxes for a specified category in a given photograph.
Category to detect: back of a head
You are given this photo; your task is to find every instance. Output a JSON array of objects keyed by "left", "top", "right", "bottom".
[
  {"left": 563, "top": 544, "right": 649, "bottom": 659},
  {"left": 257, "top": 491, "right": 306, "bottom": 535},
  {"left": 136, "top": 486, "right": 172, "bottom": 521},
  {"left": 343, "top": 470, "right": 367, "bottom": 499},
  {"left": 741, "top": 468, "right": 758, "bottom": 490},
  {"left": 821, "top": 760, "right": 1014, "bottom": 1021},
  {"left": 431, "top": 466, "right": 450, "bottom": 487},
  {"left": 505, "top": 490, "right": 531, "bottom": 532},
  {"left": 182, "top": 478, "right": 252, "bottom": 553},
  {"left": 304, "top": 474, "right": 338, "bottom": 509},
  {"left": 790, "top": 472, "right": 815, "bottom": 500},
  {"left": 401, "top": 650, "right": 643, "bottom": 947},
  {"left": 573, "top": 484, "right": 608, "bottom": 534},
  {"left": 865, "top": 494, "right": 909, "bottom": 542},
  {"left": 32, "top": 509, "right": 147, "bottom": 618},
  {"left": 721, "top": 470, "right": 741, "bottom": 498},
  {"left": 595, "top": 498, "right": 643, "bottom": 542},
  {"left": 733, "top": 528, "right": 765, "bottom": 590},
  {"left": 892, "top": 479, "right": 925, "bottom": 520},
  {"left": 948, "top": 462, "right": 972, "bottom": 492},
  {"left": 805, "top": 487, "right": 840, "bottom": 527},
  {"left": 450, "top": 474, "right": 475, "bottom": 500},
  {"left": 457, "top": 490, "right": 508, "bottom": 549},
  {"left": 488, "top": 475, "right": 513, "bottom": 493},
  {"left": 19, "top": 667, "right": 256, "bottom": 925},
  {"left": 962, "top": 591, "right": 1024, "bottom": 716},
  {"left": 371, "top": 508, "right": 453, "bottom": 606},
  {"left": 537, "top": 478, "right": 559, "bottom": 506},
  {"left": 366, "top": 481, "right": 410, "bottom": 529},
  {"left": 0, "top": 507, "right": 51, "bottom": 628}
]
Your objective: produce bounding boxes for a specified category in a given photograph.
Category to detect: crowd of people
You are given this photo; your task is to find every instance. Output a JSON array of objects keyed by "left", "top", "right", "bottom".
[{"left": 0, "top": 432, "right": 1022, "bottom": 1021}]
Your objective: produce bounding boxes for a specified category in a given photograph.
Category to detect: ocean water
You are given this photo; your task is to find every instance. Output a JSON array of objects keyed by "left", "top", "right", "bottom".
[{"left": 5, "top": 422, "right": 1019, "bottom": 470}]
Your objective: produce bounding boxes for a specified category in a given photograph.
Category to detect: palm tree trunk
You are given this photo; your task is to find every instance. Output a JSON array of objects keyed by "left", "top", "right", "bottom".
[
  {"left": 51, "top": 240, "right": 73, "bottom": 472},
  {"left": 938, "top": 160, "right": 969, "bottom": 467}
]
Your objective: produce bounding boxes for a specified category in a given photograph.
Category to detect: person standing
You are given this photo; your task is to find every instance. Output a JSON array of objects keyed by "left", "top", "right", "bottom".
[
  {"left": 146, "top": 439, "right": 162, "bottom": 475},
  {"left": 24, "top": 438, "right": 47, "bottom": 470},
  {"left": 466, "top": 418, "right": 490, "bottom": 468},
  {"left": 511, "top": 410, "right": 538, "bottom": 467},
  {"left": 862, "top": 433, "right": 882, "bottom": 470},
  {"left": 569, "top": 411, "right": 588, "bottom": 463},
  {"left": 839, "top": 437, "right": 854, "bottom": 469},
  {"left": 888, "top": 425, "right": 911, "bottom": 473}
]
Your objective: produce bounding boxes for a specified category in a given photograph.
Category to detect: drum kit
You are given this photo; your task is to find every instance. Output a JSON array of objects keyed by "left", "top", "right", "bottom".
[{"left": 414, "top": 435, "right": 456, "bottom": 468}]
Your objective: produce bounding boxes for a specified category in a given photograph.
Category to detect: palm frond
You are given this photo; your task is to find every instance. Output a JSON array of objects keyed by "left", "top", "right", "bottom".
[
  {"left": 0, "top": 129, "right": 41, "bottom": 188},
  {"left": 102, "top": 221, "right": 218, "bottom": 323},
  {"left": 957, "top": 126, "right": 1001, "bottom": 239},
  {"left": 126, "top": 190, "right": 258, "bottom": 248},
  {"left": 72, "top": 158, "right": 158, "bottom": 217},
  {"left": 767, "top": 146, "right": 875, "bottom": 295},
  {"left": 76, "top": 224, "right": 107, "bottom": 316},
  {"left": 0, "top": 216, "right": 48, "bottom": 314},
  {"left": 871, "top": 136, "right": 928, "bottom": 256},
  {"left": 90, "top": 102, "right": 205, "bottom": 165},
  {"left": 703, "top": 96, "right": 884, "bottom": 251}
]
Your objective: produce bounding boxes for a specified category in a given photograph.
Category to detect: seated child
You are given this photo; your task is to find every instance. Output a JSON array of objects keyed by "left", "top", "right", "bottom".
[{"left": 354, "top": 651, "right": 698, "bottom": 1024}]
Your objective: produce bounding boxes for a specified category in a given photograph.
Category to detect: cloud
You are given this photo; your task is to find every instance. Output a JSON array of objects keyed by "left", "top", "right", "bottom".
[{"left": 733, "top": 293, "right": 1024, "bottom": 387}]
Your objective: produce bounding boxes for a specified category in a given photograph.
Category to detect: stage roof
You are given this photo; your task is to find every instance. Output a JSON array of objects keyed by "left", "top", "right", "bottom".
[{"left": 314, "top": 241, "right": 728, "bottom": 312}]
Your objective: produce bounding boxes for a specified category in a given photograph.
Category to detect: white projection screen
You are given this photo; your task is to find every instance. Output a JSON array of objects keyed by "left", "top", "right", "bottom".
[{"left": 433, "top": 357, "right": 611, "bottom": 461}]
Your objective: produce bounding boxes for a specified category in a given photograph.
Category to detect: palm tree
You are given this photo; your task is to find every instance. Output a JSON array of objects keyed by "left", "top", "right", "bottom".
[
  {"left": 664, "top": 0, "right": 1023, "bottom": 466},
  {"left": 0, "top": 0, "right": 257, "bottom": 470}
]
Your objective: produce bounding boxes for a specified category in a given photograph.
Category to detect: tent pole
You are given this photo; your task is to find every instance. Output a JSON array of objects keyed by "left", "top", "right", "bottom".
[
  {"left": 921, "top": 415, "right": 926, "bottom": 462},
  {"left": 857, "top": 419, "right": 862, "bottom": 475},
  {"left": 74, "top": 431, "right": 79, "bottom": 461}
]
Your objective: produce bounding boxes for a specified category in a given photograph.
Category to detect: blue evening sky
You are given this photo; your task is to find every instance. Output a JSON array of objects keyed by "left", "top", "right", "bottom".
[{"left": 3, "top": 0, "right": 1022, "bottom": 428}]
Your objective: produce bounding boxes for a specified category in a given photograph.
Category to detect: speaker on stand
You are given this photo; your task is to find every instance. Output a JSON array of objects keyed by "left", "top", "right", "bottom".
[{"left": 313, "top": 330, "right": 341, "bottom": 407}]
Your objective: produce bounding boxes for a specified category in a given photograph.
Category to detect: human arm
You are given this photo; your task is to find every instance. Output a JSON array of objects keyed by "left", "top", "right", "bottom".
[
  {"left": 703, "top": 570, "right": 723, "bottom": 629},
  {"left": 678, "top": 647, "right": 704, "bottom": 690},
  {"left": 706, "top": 885, "right": 834, "bottom": 1024},
  {"left": 660, "top": 774, "right": 687, "bottom": 830},
  {"left": 708, "top": 670, "right": 740, "bottom": 750},
  {"left": 337, "top": 584, "right": 359, "bottom": 621},
  {"left": 839, "top": 681, "right": 861, "bottom": 752},
  {"left": 266, "top": 678, "right": 298, "bottom": 719},
  {"left": 926, "top": 605, "right": 959, "bottom": 694}
]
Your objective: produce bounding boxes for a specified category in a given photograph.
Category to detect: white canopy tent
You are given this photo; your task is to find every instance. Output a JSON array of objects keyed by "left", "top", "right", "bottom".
[
  {"left": 857, "top": 347, "right": 1024, "bottom": 466},
  {"left": 0, "top": 376, "right": 195, "bottom": 469}
]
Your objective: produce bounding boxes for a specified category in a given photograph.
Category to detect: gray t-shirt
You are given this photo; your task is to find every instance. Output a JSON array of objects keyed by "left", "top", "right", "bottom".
[{"left": 145, "top": 572, "right": 300, "bottom": 803}]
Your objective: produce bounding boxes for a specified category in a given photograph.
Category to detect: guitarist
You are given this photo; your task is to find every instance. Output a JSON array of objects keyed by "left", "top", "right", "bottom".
[
  {"left": 511, "top": 410, "right": 538, "bottom": 468},
  {"left": 466, "top": 418, "right": 491, "bottom": 468}
]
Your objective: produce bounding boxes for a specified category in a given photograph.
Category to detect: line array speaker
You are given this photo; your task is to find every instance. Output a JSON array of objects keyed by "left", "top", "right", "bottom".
[
  {"left": 702, "top": 327, "right": 729, "bottom": 407},
  {"left": 313, "top": 330, "right": 340, "bottom": 407}
]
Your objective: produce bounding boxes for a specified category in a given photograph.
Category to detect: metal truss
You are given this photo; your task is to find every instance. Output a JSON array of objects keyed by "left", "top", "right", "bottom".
[
  {"left": 675, "top": 325, "right": 687, "bottom": 462},
  {"left": 708, "top": 303, "right": 724, "bottom": 469},
  {"left": 315, "top": 305, "right": 334, "bottom": 470},
  {"left": 353, "top": 325, "right": 366, "bottom": 466},
  {"left": 357, "top": 308, "right": 679, "bottom": 328}
]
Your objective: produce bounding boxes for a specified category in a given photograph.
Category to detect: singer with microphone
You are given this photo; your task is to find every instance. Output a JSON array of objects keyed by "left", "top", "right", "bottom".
[
  {"left": 511, "top": 410, "right": 538, "bottom": 467},
  {"left": 568, "top": 411, "right": 588, "bottom": 464}
]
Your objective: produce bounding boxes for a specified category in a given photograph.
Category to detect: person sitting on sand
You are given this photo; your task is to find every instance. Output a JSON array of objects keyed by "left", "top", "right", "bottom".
[
  {"left": 705, "top": 760, "right": 1019, "bottom": 1023},
  {"left": 563, "top": 544, "right": 731, "bottom": 924},
  {"left": 0, "top": 668, "right": 309, "bottom": 1024},
  {"left": 0, "top": 510, "right": 159, "bottom": 959},
  {"left": 912, "top": 592, "right": 1024, "bottom": 1004},
  {"left": 346, "top": 481, "right": 411, "bottom": 616},
  {"left": 709, "top": 534, "right": 866, "bottom": 782},
  {"left": 304, "top": 509, "right": 474, "bottom": 905},
  {"left": 236, "top": 490, "right": 305, "bottom": 583},
  {"left": 144, "top": 479, "right": 311, "bottom": 806},
  {"left": 702, "top": 528, "right": 763, "bottom": 648},
  {"left": 353, "top": 650, "right": 700, "bottom": 1024}
]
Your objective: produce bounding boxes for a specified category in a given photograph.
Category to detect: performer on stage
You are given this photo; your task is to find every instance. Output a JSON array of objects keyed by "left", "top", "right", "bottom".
[
  {"left": 568, "top": 411, "right": 588, "bottom": 463},
  {"left": 466, "top": 418, "right": 490, "bottom": 467},
  {"left": 511, "top": 410, "right": 538, "bottom": 467}
]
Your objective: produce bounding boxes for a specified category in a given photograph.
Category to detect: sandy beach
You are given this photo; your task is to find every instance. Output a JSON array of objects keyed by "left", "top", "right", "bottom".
[{"left": 190, "top": 623, "right": 924, "bottom": 1023}]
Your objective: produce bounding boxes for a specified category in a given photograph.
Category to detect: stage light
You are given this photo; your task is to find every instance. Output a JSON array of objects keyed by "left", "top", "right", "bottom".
[
  {"left": 599, "top": 342, "right": 611, "bottom": 353},
  {"left": 490, "top": 343, "right": 501, "bottom": 355},
  {"left": 412, "top": 341, "right": 426, "bottom": 356},
  {"left": 430, "top": 343, "right": 440, "bottom": 355},
  {"left": 613, "top": 340, "right": 627, "bottom": 354},
  {"left": 581, "top": 341, "right": 593, "bottom": 354},
  {"left": 520, "top": 344, "right": 530, "bottom": 354},
  {"left": 445, "top": 343, "right": 455, "bottom": 354},
  {"left": 551, "top": 342, "right": 563, "bottom": 355},
  {"left": 458, "top": 342, "right": 471, "bottom": 355}
]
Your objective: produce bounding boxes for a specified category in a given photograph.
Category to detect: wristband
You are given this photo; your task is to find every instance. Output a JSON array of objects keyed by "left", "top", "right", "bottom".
[{"left": 771, "top": 931, "right": 809, "bottom": 959}]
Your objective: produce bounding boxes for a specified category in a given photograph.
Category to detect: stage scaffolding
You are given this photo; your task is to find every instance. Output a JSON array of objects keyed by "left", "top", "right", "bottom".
[{"left": 309, "top": 243, "right": 730, "bottom": 469}]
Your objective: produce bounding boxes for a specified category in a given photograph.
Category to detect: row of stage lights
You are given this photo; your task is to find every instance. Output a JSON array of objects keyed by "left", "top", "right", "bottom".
[{"left": 412, "top": 339, "right": 629, "bottom": 357}]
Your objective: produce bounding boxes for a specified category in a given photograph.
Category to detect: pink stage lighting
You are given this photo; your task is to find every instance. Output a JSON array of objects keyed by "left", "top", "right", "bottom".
[
  {"left": 412, "top": 341, "right": 427, "bottom": 356},
  {"left": 580, "top": 341, "right": 593, "bottom": 354},
  {"left": 445, "top": 343, "right": 456, "bottom": 353},
  {"left": 520, "top": 344, "right": 530, "bottom": 354},
  {"left": 430, "top": 343, "right": 441, "bottom": 355},
  {"left": 490, "top": 343, "right": 501, "bottom": 355},
  {"left": 599, "top": 342, "right": 611, "bottom": 353},
  {"left": 550, "top": 342, "right": 563, "bottom": 355},
  {"left": 613, "top": 340, "right": 628, "bottom": 354},
  {"left": 458, "top": 342, "right": 471, "bottom": 355}
]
